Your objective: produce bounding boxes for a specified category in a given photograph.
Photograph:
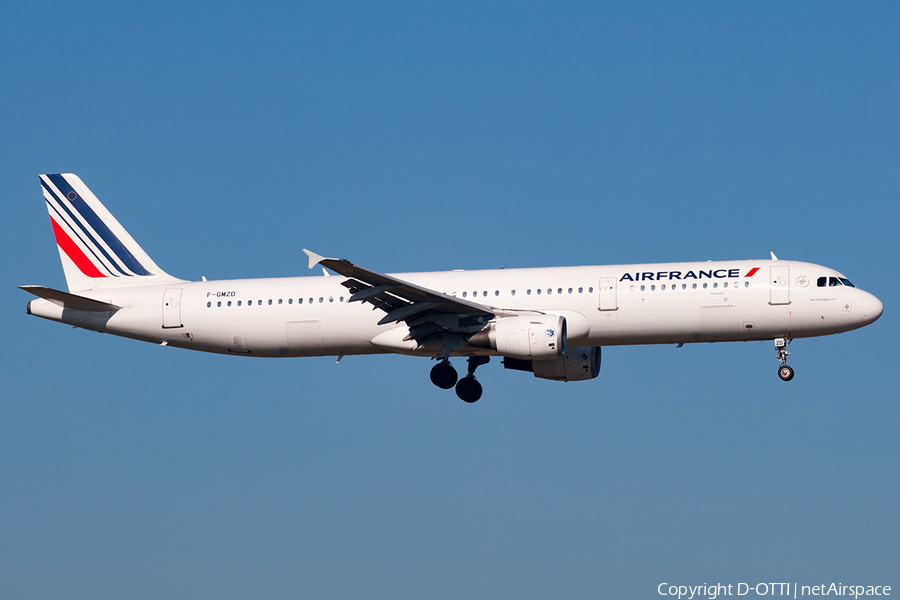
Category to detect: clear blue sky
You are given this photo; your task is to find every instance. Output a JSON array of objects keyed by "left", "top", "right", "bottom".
[{"left": 2, "top": 2, "right": 898, "bottom": 598}]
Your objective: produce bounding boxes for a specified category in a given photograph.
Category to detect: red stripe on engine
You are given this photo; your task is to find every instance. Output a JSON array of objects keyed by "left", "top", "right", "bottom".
[
  {"left": 50, "top": 217, "right": 107, "bottom": 278},
  {"left": 745, "top": 267, "right": 760, "bottom": 277}
]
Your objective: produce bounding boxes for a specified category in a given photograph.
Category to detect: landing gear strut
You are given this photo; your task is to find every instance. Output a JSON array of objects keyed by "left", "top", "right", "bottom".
[
  {"left": 775, "top": 338, "right": 794, "bottom": 381},
  {"left": 456, "top": 356, "right": 489, "bottom": 403},
  {"left": 430, "top": 360, "right": 458, "bottom": 389}
]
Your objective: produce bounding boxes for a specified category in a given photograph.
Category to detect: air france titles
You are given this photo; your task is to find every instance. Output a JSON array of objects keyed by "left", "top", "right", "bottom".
[{"left": 620, "top": 269, "right": 742, "bottom": 283}]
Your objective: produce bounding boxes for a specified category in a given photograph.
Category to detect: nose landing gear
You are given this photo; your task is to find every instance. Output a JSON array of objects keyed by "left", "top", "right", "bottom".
[{"left": 775, "top": 338, "right": 794, "bottom": 381}]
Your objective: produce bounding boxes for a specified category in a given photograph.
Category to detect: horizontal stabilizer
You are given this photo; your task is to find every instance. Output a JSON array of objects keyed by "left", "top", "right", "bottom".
[{"left": 19, "top": 285, "right": 121, "bottom": 311}]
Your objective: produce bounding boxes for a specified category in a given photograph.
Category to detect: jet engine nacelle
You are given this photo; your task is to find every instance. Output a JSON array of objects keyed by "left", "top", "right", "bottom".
[
  {"left": 503, "top": 346, "right": 602, "bottom": 382},
  {"left": 468, "top": 314, "right": 567, "bottom": 360}
]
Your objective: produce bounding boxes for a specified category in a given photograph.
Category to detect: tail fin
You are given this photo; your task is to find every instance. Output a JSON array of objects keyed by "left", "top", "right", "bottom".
[{"left": 40, "top": 173, "right": 182, "bottom": 292}]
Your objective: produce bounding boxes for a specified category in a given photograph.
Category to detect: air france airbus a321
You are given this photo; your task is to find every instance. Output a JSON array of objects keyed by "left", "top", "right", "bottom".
[{"left": 22, "top": 174, "right": 883, "bottom": 402}]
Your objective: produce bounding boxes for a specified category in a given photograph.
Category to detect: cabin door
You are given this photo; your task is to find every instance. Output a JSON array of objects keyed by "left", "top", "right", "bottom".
[
  {"left": 162, "top": 288, "right": 183, "bottom": 328},
  {"left": 769, "top": 266, "right": 791, "bottom": 305},
  {"left": 599, "top": 277, "right": 617, "bottom": 311}
]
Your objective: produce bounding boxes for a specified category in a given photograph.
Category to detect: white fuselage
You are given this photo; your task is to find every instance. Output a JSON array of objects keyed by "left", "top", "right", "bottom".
[{"left": 27, "top": 259, "right": 882, "bottom": 358}]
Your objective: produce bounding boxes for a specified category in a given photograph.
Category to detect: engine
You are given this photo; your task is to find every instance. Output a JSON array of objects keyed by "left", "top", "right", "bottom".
[
  {"left": 467, "top": 314, "right": 566, "bottom": 360},
  {"left": 503, "top": 346, "right": 601, "bottom": 382}
]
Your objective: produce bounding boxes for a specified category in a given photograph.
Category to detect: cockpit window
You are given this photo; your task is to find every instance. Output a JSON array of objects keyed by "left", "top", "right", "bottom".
[{"left": 818, "top": 276, "right": 856, "bottom": 288}]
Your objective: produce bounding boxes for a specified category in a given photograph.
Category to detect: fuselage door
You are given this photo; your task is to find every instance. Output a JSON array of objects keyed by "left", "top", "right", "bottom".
[
  {"left": 599, "top": 277, "right": 617, "bottom": 311},
  {"left": 162, "top": 288, "right": 183, "bottom": 328},
  {"left": 769, "top": 266, "right": 791, "bottom": 305}
]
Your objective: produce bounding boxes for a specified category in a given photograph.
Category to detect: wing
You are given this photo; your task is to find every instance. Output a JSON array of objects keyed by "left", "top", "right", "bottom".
[{"left": 303, "top": 249, "right": 499, "bottom": 348}]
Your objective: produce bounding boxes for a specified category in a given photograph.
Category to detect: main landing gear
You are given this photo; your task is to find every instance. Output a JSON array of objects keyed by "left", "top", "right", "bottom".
[
  {"left": 775, "top": 337, "right": 794, "bottom": 381},
  {"left": 429, "top": 356, "right": 489, "bottom": 402}
]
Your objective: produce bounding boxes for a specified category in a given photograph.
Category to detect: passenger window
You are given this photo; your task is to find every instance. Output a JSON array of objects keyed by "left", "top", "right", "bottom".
[
  {"left": 227, "top": 301, "right": 232, "bottom": 307},
  {"left": 216, "top": 301, "right": 221, "bottom": 307},
  {"left": 495, "top": 290, "right": 499, "bottom": 296},
  {"left": 578, "top": 287, "right": 583, "bottom": 293},
  {"left": 692, "top": 283, "right": 697, "bottom": 289},
  {"left": 557, "top": 288, "right": 562, "bottom": 294},
  {"left": 268, "top": 299, "right": 272, "bottom": 305},
  {"left": 472, "top": 291, "right": 477, "bottom": 297},
  {"left": 547, "top": 289, "right": 552, "bottom": 295},
  {"left": 340, "top": 297, "right": 344, "bottom": 302},
  {"left": 682, "top": 284, "right": 686, "bottom": 290},
  {"left": 511, "top": 290, "right": 516, "bottom": 296},
  {"left": 723, "top": 282, "right": 728, "bottom": 288},
  {"left": 568, "top": 288, "right": 573, "bottom": 294},
  {"left": 463, "top": 292, "right": 467, "bottom": 297},
  {"left": 703, "top": 283, "right": 708, "bottom": 289},
  {"left": 537, "top": 289, "right": 542, "bottom": 295},
  {"left": 207, "top": 301, "right": 211, "bottom": 308},
  {"left": 661, "top": 284, "right": 666, "bottom": 290},
  {"left": 237, "top": 300, "right": 241, "bottom": 306},
  {"left": 319, "top": 297, "right": 324, "bottom": 303},
  {"left": 713, "top": 283, "right": 718, "bottom": 288},
  {"left": 651, "top": 285, "right": 656, "bottom": 291},
  {"left": 288, "top": 298, "right": 293, "bottom": 304},
  {"left": 309, "top": 298, "right": 313, "bottom": 304},
  {"left": 299, "top": 298, "right": 303, "bottom": 304},
  {"left": 588, "top": 287, "right": 593, "bottom": 293},
  {"left": 329, "top": 297, "right": 334, "bottom": 303},
  {"left": 744, "top": 282, "right": 749, "bottom": 288},
  {"left": 527, "top": 289, "right": 532, "bottom": 295},
  {"left": 483, "top": 291, "right": 488, "bottom": 297},
  {"left": 640, "top": 285, "right": 645, "bottom": 291},
  {"left": 278, "top": 299, "right": 283, "bottom": 305}
]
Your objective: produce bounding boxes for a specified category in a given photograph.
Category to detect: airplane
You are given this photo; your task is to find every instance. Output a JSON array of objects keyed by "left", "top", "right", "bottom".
[{"left": 21, "top": 173, "right": 883, "bottom": 402}]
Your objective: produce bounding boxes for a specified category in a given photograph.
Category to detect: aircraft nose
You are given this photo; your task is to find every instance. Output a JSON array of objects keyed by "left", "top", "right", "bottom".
[{"left": 863, "top": 292, "right": 884, "bottom": 325}]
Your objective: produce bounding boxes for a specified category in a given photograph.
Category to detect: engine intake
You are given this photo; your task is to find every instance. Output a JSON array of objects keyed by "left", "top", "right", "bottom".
[{"left": 468, "top": 315, "right": 566, "bottom": 360}]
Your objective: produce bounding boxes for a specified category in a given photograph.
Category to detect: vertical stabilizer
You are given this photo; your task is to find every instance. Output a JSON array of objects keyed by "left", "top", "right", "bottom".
[{"left": 40, "top": 173, "right": 182, "bottom": 292}]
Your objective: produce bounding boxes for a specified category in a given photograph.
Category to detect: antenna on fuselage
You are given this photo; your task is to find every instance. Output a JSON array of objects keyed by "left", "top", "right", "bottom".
[{"left": 770, "top": 251, "right": 778, "bottom": 260}]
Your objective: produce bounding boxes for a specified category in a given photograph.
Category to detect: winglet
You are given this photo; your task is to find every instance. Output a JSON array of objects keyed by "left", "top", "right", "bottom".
[
  {"left": 302, "top": 249, "right": 327, "bottom": 270},
  {"left": 770, "top": 251, "right": 778, "bottom": 260}
]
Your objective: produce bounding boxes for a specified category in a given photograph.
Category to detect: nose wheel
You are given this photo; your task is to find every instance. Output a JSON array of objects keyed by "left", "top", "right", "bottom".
[{"left": 774, "top": 338, "right": 794, "bottom": 381}]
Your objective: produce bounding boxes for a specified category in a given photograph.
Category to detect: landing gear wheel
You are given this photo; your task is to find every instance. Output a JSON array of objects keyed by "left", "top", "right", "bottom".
[
  {"left": 455, "top": 376, "right": 483, "bottom": 403},
  {"left": 778, "top": 365, "right": 794, "bottom": 382},
  {"left": 430, "top": 361, "right": 458, "bottom": 389}
]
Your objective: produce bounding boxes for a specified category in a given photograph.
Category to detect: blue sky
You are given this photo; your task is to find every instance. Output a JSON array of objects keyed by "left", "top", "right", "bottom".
[{"left": 2, "top": 2, "right": 898, "bottom": 598}]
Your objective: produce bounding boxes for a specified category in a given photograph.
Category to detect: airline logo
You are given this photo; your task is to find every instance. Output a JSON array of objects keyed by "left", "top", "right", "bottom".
[
  {"left": 41, "top": 174, "right": 153, "bottom": 278},
  {"left": 619, "top": 267, "right": 761, "bottom": 282}
]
